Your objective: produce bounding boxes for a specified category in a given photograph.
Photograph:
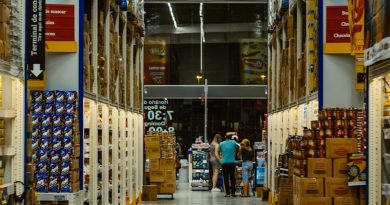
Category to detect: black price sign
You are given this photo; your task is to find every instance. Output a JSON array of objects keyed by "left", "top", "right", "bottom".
[
  {"left": 27, "top": 0, "right": 45, "bottom": 80},
  {"left": 144, "top": 99, "right": 174, "bottom": 133}
]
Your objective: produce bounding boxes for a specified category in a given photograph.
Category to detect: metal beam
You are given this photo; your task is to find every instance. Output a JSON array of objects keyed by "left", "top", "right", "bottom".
[
  {"left": 147, "top": 22, "right": 267, "bottom": 35},
  {"left": 145, "top": 0, "right": 267, "bottom": 3},
  {"left": 144, "top": 85, "right": 267, "bottom": 99}
]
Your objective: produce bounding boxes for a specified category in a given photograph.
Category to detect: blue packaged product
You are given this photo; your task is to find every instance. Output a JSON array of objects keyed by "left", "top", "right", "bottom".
[
  {"left": 32, "top": 152, "right": 38, "bottom": 162},
  {"left": 51, "top": 138, "right": 62, "bottom": 152},
  {"left": 55, "top": 103, "right": 65, "bottom": 114},
  {"left": 31, "top": 91, "right": 44, "bottom": 103},
  {"left": 36, "top": 162, "right": 48, "bottom": 174},
  {"left": 41, "top": 114, "right": 51, "bottom": 127},
  {"left": 32, "top": 102, "right": 43, "bottom": 114},
  {"left": 37, "top": 149, "right": 49, "bottom": 162},
  {"left": 55, "top": 91, "right": 65, "bottom": 103},
  {"left": 32, "top": 126, "right": 40, "bottom": 138},
  {"left": 61, "top": 150, "right": 71, "bottom": 162},
  {"left": 32, "top": 138, "right": 40, "bottom": 151},
  {"left": 61, "top": 162, "right": 70, "bottom": 175},
  {"left": 64, "top": 114, "right": 74, "bottom": 127},
  {"left": 41, "top": 126, "right": 52, "bottom": 138},
  {"left": 52, "top": 114, "right": 62, "bottom": 126},
  {"left": 60, "top": 175, "right": 71, "bottom": 192},
  {"left": 65, "top": 91, "right": 77, "bottom": 103},
  {"left": 44, "top": 91, "right": 55, "bottom": 104},
  {"left": 44, "top": 103, "right": 54, "bottom": 114},
  {"left": 48, "top": 175, "right": 60, "bottom": 193},
  {"left": 65, "top": 103, "right": 75, "bottom": 115},
  {"left": 63, "top": 126, "right": 73, "bottom": 138},
  {"left": 40, "top": 138, "right": 49, "bottom": 150},
  {"left": 32, "top": 114, "right": 40, "bottom": 127},
  {"left": 50, "top": 151, "right": 61, "bottom": 163},
  {"left": 35, "top": 174, "right": 48, "bottom": 192},
  {"left": 63, "top": 138, "right": 73, "bottom": 151},
  {"left": 50, "top": 163, "right": 60, "bottom": 175},
  {"left": 52, "top": 126, "right": 63, "bottom": 138}
]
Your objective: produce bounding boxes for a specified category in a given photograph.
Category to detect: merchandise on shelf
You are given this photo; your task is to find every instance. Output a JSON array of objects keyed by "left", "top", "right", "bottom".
[
  {"left": 282, "top": 108, "right": 367, "bottom": 205},
  {"left": 190, "top": 143, "right": 210, "bottom": 190},
  {"left": 30, "top": 90, "right": 80, "bottom": 193},
  {"left": 0, "top": 2, "right": 12, "bottom": 61},
  {"left": 145, "top": 131, "right": 176, "bottom": 194}
]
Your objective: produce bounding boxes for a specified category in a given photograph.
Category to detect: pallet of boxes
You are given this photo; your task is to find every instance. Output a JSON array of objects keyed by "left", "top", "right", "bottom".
[
  {"left": 145, "top": 132, "right": 176, "bottom": 200},
  {"left": 291, "top": 108, "right": 367, "bottom": 205}
]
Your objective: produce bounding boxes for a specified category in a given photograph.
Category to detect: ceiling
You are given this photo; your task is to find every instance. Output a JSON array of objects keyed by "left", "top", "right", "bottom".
[{"left": 144, "top": 2, "right": 268, "bottom": 40}]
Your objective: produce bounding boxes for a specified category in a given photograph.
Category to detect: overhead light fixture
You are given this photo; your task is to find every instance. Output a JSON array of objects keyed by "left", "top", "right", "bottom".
[
  {"left": 199, "top": 3, "right": 205, "bottom": 42},
  {"left": 167, "top": 3, "right": 178, "bottom": 28},
  {"left": 196, "top": 74, "right": 203, "bottom": 84}
]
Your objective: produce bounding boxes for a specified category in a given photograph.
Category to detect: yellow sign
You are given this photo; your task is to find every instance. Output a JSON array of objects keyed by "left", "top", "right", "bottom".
[
  {"left": 348, "top": 0, "right": 364, "bottom": 55},
  {"left": 45, "top": 41, "right": 78, "bottom": 53},
  {"left": 355, "top": 53, "right": 365, "bottom": 91}
]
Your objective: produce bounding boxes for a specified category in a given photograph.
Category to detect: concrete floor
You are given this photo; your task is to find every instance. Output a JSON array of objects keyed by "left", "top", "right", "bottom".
[{"left": 142, "top": 183, "right": 269, "bottom": 205}]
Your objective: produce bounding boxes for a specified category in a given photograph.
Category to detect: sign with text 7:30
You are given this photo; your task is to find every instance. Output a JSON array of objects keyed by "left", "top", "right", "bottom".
[{"left": 144, "top": 99, "right": 175, "bottom": 133}]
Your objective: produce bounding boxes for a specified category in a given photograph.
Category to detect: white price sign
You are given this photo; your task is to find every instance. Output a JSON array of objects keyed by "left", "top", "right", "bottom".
[{"left": 144, "top": 99, "right": 175, "bottom": 133}]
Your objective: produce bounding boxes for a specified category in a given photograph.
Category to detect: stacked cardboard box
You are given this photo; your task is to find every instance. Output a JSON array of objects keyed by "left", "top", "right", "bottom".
[
  {"left": 98, "top": 11, "right": 107, "bottom": 97},
  {"left": 289, "top": 108, "right": 367, "bottom": 205},
  {"left": 275, "top": 177, "right": 293, "bottom": 205},
  {"left": 125, "top": 44, "right": 131, "bottom": 106},
  {"left": 145, "top": 132, "right": 176, "bottom": 195},
  {"left": 84, "top": 14, "right": 93, "bottom": 91},
  {"left": 0, "top": 2, "right": 11, "bottom": 61}
]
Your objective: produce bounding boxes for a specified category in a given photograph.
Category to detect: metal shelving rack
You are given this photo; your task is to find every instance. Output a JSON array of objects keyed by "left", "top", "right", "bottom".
[
  {"left": 82, "top": 0, "right": 145, "bottom": 204},
  {"left": 0, "top": 75, "right": 25, "bottom": 201},
  {"left": 191, "top": 144, "right": 210, "bottom": 191},
  {"left": 368, "top": 63, "right": 390, "bottom": 205},
  {"left": 0, "top": 0, "right": 27, "bottom": 203}
]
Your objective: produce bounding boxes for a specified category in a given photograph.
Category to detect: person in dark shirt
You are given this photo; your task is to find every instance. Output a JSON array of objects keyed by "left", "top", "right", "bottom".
[{"left": 240, "top": 139, "right": 253, "bottom": 197}]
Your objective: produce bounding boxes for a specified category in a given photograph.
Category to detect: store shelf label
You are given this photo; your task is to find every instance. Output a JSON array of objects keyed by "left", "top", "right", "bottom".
[{"left": 54, "top": 195, "right": 66, "bottom": 201}]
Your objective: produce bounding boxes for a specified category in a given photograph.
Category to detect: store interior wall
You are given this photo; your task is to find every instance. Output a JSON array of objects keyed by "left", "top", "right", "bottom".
[
  {"left": 323, "top": 55, "right": 364, "bottom": 108},
  {"left": 322, "top": 0, "right": 364, "bottom": 108}
]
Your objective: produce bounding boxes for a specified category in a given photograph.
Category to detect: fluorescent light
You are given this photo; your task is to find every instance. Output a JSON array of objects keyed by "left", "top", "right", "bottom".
[
  {"left": 199, "top": 3, "right": 203, "bottom": 17},
  {"left": 167, "top": 3, "right": 178, "bottom": 28}
]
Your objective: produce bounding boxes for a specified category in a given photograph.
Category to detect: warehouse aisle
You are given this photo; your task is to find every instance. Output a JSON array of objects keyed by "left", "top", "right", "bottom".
[{"left": 142, "top": 183, "right": 268, "bottom": 205}]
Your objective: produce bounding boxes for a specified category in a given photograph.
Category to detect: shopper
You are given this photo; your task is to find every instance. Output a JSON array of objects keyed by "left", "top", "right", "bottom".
[
  {"left": 216, "top": 133, "right": 239, "bottom": 197},
  {"left": 210, "top": 134, "right": 222, "bottom": 192},
  {"left": 240, "top": 139, "right": 253, "bottom": 197}
]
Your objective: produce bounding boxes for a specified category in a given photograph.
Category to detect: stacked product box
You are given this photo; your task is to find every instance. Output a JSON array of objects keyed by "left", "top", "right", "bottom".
[
  {"left": 31, "top": 90, "right": 80, "bottom": 193},
  {"left": 145, "top": 132, "right": 176, "bottom": 194},
  {"left": 0, "top": 2, "right": 11, "bottom": 61},
  {"left": 289, "top": 108, "right": 367, "bottom": 205}
]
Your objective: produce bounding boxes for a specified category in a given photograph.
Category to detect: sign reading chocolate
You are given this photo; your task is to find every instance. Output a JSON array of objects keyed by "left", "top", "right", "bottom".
[{"left": 326, "top": 6, "right": 351, "bottom": 43}]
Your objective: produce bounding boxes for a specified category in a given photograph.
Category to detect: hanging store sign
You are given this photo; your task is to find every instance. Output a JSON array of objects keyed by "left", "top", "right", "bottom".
[
  {"left": 45, "top": 4, "right": 75, "bottom": 41},
  {"left": 144, "top": 99, "right": 175, "bottom": 133},
  {"left": 144, "top": 38, "right": 169, "bottom": 85},
  {"left": 27, "top": 0, "right": 45, "bottom": 81},
  {"left": 326, "top": 6, "right": 351, "bottom": 43}
]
